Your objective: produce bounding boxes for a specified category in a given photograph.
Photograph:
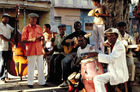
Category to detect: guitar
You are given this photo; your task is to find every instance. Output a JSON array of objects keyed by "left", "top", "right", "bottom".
[{"left": 64, "top": 32, "right": 92, "bottom": 54}]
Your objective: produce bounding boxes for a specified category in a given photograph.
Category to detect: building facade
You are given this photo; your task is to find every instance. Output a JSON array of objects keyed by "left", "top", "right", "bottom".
[
  {"left": 50, "top": 0, "right": 94, "bottom": 44},
  {"left": 0, "top": 0, "right": 51, "bottom": 31}
]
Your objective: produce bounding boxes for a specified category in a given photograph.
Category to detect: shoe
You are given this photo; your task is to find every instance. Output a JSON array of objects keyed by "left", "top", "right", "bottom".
[
  {"left": 41, "top": 83, "right": 48, "bottom": 87},
  {"left": 28, "top": 85, "right": 33, "bottom": 88},
  {"left": 59, "top": 81, "right": 68, "bottom": 87}
]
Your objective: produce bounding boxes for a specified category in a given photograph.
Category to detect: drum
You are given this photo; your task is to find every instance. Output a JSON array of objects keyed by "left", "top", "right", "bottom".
[{"left": 81, "top": 57, "right": 104, "bottom": 92}]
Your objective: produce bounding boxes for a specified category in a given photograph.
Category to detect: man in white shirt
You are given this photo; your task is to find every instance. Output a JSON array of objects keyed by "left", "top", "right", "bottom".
[
  {"left": 86, "top": 28, "right": 129, "bottom": 92},
  {"left": 0, "top": 13, "right": 14, "bottom": 82}
]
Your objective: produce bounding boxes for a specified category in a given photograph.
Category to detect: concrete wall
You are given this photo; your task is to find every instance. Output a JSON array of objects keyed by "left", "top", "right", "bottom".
[{"left": 53, "top": 8, "right": 81, "bottom": 32}]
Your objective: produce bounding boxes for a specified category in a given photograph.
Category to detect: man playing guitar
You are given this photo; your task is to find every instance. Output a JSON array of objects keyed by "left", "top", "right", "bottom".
[{"left": 59, "top": 21, "right": 89, "bottom": 87}]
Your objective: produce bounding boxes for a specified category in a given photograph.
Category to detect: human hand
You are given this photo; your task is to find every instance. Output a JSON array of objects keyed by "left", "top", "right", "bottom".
[
  {"left": 104, "top": 42, "right": 111, "bottom": 47},
  {"left": 95, "top": 13, "right": 100, "bottom": 17},
  {"left": 88, "top": 52, "right": 98, "bottom": 57},
  {"left": 28, "top": 38, "right": 36, "bottom": 42}
]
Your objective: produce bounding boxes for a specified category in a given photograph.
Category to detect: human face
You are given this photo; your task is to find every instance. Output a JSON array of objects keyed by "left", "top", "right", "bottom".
[
  {"left": 29, "top": 17, "right": 37, "bottom": 26},
  {"left": 2, "top": 17, "right": 9, "bottom": 25},
  {"left": 74, "top": 23, "right": 81, "bottom": 32},
  {"left": 106, "top": 33, "right": 118, "bottom": 45},
  {"left": 43, "top": 26, "right": 50, "bottom": 32},
  {"left": 117, "top": 26, "right": 126, "bottom": 36},
  {"left": 78, "top": 37, "right": 87, "bottom": 49},
  {"left": 59, "top": 27, "right": 66, "bottom": 35},
  {"left": 91, "top": 1, "right": 98, "bottom": 7}
]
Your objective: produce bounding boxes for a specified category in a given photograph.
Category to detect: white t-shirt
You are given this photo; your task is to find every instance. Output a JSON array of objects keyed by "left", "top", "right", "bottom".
[
  {"left": 0, "top": 22, "right": 14, "bottom": 51},
  {"left": 77, "top": 44, "right": 95, "bottom": 57}
]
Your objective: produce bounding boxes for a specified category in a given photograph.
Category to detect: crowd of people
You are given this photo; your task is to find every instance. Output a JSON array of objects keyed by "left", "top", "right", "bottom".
[{"left": 0, "top": 0, "right": 140, "bottom": 92}]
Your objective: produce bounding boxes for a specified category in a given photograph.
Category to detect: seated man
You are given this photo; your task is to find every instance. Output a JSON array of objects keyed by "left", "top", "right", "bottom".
[
  {"left": 59, "top": 21, "right": 89, "bottom": 87},
  {"left": 47, "top": 24, "right": 67, "bottom": 83},
  {"left": 77, "top": 35, "right": 104, "bottom": 92},
  {"left": 87, "top": 28, "right": 129, "bottom": 92}
]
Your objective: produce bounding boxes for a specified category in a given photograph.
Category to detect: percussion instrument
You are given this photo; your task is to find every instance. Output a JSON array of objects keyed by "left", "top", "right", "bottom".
[{"left": 81, "top": 57, "right": 104, "bottom": 92}]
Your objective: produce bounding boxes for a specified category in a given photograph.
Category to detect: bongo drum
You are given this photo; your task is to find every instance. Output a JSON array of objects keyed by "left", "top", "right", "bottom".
[{"left": 81, "top": 57, "right": 104, "bottom": 92}]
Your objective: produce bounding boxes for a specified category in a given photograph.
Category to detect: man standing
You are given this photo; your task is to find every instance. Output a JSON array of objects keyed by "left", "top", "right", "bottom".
[
  {"left": 88, "top": 0, "right": 110, "bottom": 53},
  {"left": 117, "top": 22, "right": 137, "bottom": 92},
  {"left": 87, "top": 28, "right": 129, "bottom": 92},
  {"left": 0, "top": 13, "right": 14, "bottom": 83},
  {"left": 21, "top": 13, "right": 47, "bottom": 88},
  {"left": 117, "top": 22, "right": 136, "bottom": 82}
]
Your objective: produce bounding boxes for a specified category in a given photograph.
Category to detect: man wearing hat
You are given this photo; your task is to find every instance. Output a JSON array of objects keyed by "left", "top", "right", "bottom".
[
  {"left": 0, "top": 13, "right": 14, "bottom": 83},
  {"left": 85, "top": 28, "right": 129, "bottom": 92},
  {"left": 47, "top": 24, "right": 67, "bottom": 83},
  {"left": 21, "top": 13, "right": 47, "bottom": 88}
]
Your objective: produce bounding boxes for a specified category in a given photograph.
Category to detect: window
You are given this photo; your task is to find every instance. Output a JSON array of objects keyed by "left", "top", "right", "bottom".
[
  {"left": 66, "top": 25, "right": 72, "bottom": 35},
  {"left": 54, "top": 17, "right": 61, "bottom": 25},
  {"left": 85, "top": 23, "right": 93, "bottom": 31}
]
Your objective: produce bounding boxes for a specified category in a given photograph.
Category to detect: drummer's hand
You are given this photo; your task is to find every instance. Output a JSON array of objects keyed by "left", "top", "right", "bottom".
[
  {"left": 82, "top": 56, "right": 89, "bottom": 59},
  {"left": 104, "top": 42, "right": 111, "bottom": 47},
  {"left": 88, "top": 52, "right": 98, "bottom": 57}
]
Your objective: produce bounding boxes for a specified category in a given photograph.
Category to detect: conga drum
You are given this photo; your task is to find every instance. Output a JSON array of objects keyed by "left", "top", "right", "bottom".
[{"left": 81, "top": 57, "right": 104, "bottom": 92}]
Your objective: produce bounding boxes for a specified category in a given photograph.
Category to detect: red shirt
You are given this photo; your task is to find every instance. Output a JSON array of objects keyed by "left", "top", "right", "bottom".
[{"left": 21, "top": 24, "right": 44, "bottom": 56}]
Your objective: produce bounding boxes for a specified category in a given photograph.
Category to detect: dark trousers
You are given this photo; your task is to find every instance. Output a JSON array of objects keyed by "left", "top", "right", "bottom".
[
  {"left": 61, "top": 54, "right": 73, "bottom": 81},
  {"left": 0, "top": 51, "right": 12, "bottom": 79},
  {"left": 48, "top": 54, "right": 65, "bottom": 83}
]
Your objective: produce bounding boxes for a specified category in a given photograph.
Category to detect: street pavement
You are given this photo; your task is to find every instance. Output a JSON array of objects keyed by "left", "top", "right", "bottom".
[
  {"left": 0, "top": 76, "right": 68, "bottom": 92},
  {"left": 1, "top": 59, "right": 140, "bottom": 92}
]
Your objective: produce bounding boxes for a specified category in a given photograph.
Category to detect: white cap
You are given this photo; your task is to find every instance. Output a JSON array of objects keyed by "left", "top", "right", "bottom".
[
  {"left": 105, "top": 28, "right": 119, "bottom": 35},
  {"left": 2, "top": 13, "right": 11, "bottom": 18}
]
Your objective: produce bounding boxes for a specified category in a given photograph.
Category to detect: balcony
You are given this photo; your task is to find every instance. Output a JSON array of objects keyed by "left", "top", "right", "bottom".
[
  {"left": 53, "top": 0, "right": 93, "bottom": 9},
  {"left": 0, "top": 0, "right": 51, "bottom": 11}
]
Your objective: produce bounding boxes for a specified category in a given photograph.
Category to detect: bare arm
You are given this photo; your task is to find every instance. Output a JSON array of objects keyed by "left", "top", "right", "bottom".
[{"left": 0, "top": 34, "right": 13, "bottom": 44}]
